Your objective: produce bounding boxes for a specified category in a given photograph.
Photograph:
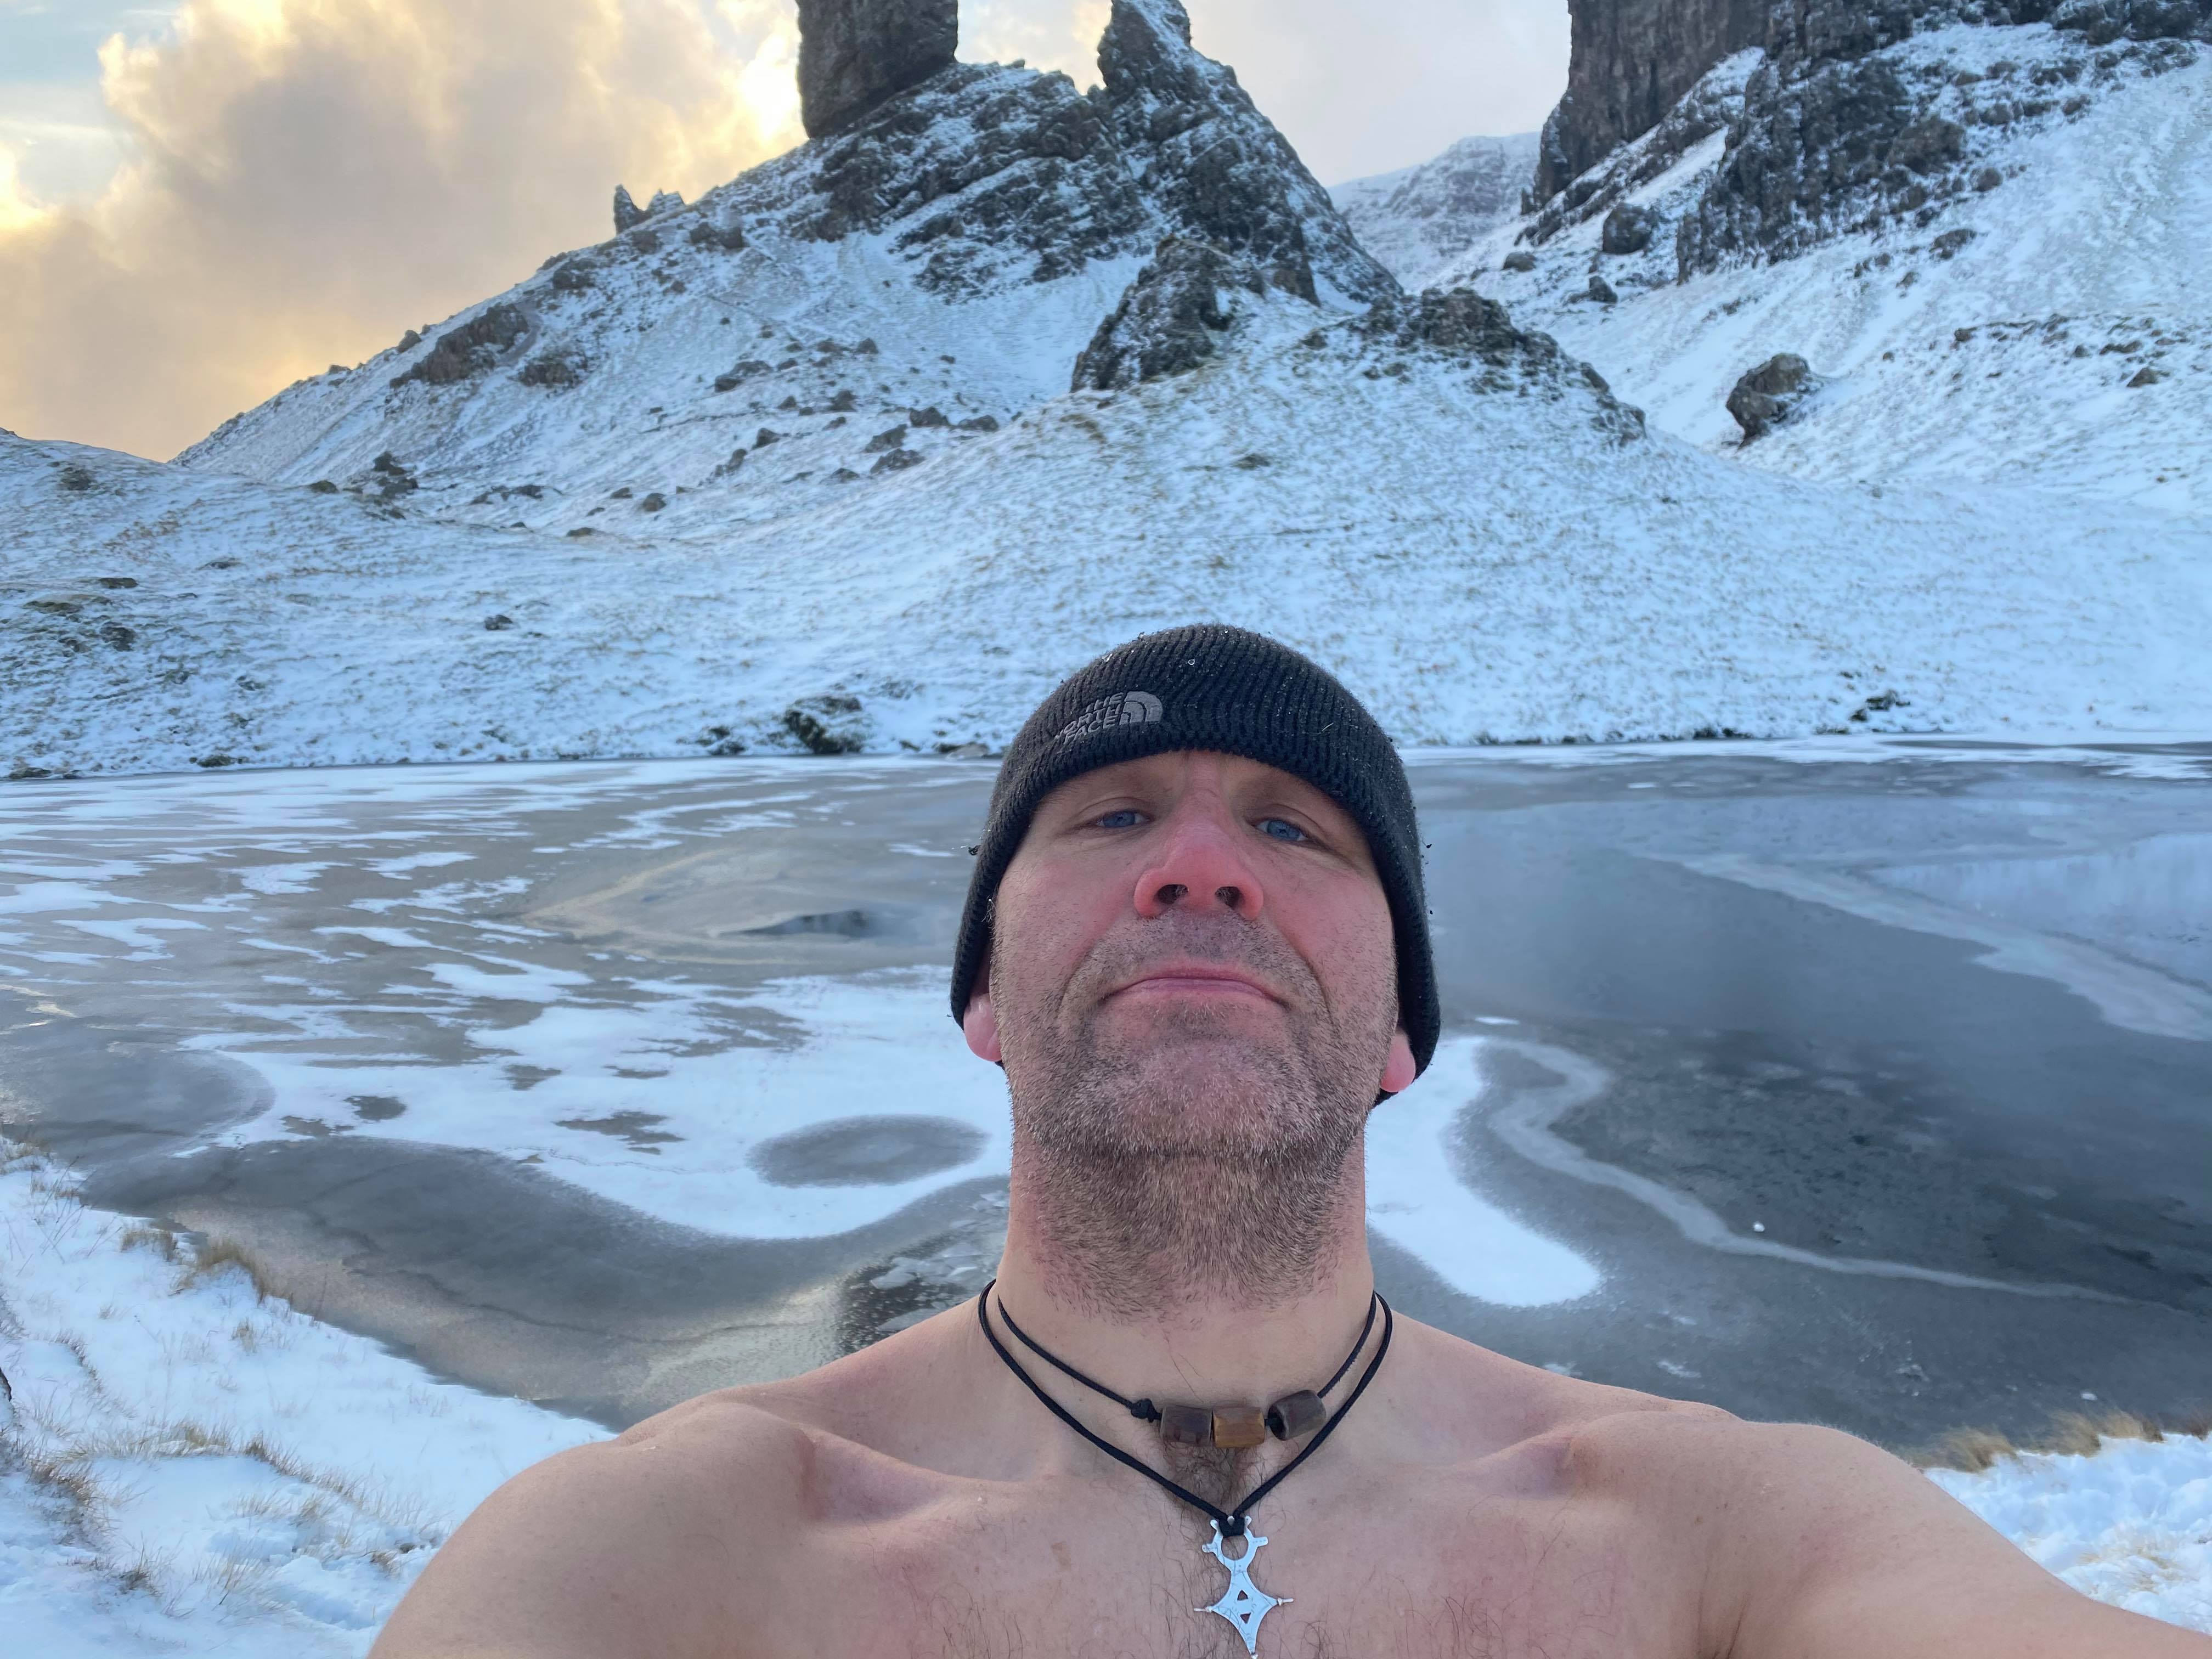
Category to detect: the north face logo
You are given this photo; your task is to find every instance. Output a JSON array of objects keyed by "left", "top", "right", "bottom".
[{"left": 1056, "top": 690, "right": 1164, "bottom": 742}]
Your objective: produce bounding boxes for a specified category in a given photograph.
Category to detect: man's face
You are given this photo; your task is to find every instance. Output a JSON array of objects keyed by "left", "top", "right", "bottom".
[{"left": 964, "top": 750, "right": 1417, "bottom": 1161}]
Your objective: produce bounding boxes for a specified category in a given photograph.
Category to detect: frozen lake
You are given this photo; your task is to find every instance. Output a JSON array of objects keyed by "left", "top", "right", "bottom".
[{"left": 2, "top": 738, "right": 2207, "bottom": 1449}]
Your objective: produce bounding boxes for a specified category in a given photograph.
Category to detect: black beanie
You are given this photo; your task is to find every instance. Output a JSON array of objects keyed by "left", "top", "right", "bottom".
[{"left": 949, "top": 624, "right": 1438, "bottom": 1082}]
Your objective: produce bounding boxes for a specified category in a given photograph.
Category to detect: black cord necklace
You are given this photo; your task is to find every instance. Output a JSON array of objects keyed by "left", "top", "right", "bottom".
[{"left": 975, "top": 1282, "right": 1393, "bottom": 1656}]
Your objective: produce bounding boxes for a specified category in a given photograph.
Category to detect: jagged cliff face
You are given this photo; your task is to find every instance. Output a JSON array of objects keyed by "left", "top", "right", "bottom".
[
  {"left": 1535, "top": 0, "right": 1767, "bottom": 202},
  {"left": 797, "top": 0, "right": 960, "bottom": 138},
  {"left": 1097, "top": 0, "right": 1396, "bottom": 303},
  {"left": 1533, "top": 0, "right": 2212, "bottom": 211}
]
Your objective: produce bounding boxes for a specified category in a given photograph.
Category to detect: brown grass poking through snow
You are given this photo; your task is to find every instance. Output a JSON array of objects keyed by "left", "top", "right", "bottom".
[
  {"left": 1918, "top": 1407, "right": 2212, "bottom": 1472},
  {"left": 117, "top": 1224, "right": 180, "bottom": 1263},
  {"left": 179, "top": 1234, "right": 280, "bottom": 1302}
]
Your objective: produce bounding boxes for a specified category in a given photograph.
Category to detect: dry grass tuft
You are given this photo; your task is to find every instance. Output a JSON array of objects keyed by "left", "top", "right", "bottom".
[
  {"left": 179, "top": 1234, "right": 280, "bottom": 1302},
  {"left": 118, "top": 1224, "right": 180, "bottom": 1262},
  {"left": 1918, "top": 1405, "right": 2207, "bottom": 1471}
]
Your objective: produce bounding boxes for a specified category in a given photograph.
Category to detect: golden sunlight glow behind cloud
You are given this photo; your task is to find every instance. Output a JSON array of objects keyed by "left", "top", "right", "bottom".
[{"left": 0, "top": 0, "right": 805, "bottom": 460}]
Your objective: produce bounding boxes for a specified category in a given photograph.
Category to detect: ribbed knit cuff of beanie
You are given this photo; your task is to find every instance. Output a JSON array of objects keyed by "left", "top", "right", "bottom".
[{"left": 949, "top": 623, "right": 1439, "bottom": 1089}]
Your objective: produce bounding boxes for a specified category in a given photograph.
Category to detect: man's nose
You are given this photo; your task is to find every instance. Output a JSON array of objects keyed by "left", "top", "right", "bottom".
[{"left": 1132, "top": 815, "right": 1267, "bottom": 922}]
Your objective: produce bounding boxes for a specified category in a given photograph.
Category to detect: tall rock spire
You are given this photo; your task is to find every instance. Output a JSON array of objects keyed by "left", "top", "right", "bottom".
[{"left": 796, "top": 0, "right": 959, "bottom": 138}]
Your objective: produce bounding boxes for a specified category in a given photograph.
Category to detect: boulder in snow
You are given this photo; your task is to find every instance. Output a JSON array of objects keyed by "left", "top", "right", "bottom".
[
  {"left": 782, "top": 696, "right": 868, "bottom": 754},
  {"left": 1727, "top": 353, "right": 1820, "bottom": 439},
  {"left": 1601, "top": 202, "right": 1661, "bottom": 254},
  {"left": 1503, "top": 250, "right": 1538, "bottom": 272},
  {"left": 612, "top": 186, "right": 646, "bottom": 234}
]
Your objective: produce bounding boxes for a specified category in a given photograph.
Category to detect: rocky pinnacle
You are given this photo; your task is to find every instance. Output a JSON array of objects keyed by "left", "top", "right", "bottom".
[{"left": 797, "top": 0, "right": 959, "bottom": 138}]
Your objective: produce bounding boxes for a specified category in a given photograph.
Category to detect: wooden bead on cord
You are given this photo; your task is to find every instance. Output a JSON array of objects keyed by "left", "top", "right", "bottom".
[
  {"left": 1265, "top": 1390, "right": 1327, "bottom": 1441},
  {"left": 1211, "top": 1405, "right": 1268, "bottom": 1450}
]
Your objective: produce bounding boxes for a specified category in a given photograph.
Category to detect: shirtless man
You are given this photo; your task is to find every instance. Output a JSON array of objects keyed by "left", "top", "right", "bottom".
[{"left": 374, "top": 625, "right": 2208, "bottom": 1659}]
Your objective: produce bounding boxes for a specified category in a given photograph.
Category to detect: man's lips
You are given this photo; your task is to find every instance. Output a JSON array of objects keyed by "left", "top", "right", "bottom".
[{"left": 1104, "top": 964, "right": 1283, "bottom": 1005}]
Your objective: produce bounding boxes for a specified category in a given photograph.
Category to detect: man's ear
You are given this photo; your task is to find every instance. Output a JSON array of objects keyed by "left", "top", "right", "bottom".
[
  {"left": 1379, "top": 1030, "right": 1416, "bottom": 1095},
  {"left": 962, "top": 966, "right": 1003, "bottom": 1064}
]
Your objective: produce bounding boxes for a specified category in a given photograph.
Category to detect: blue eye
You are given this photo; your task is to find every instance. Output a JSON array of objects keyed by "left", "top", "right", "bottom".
[
  {"left": 1257, "top": 818, "right": 1307, "bottom": 844},
  {"left": 1095, "top": 809, "right": 1144, "bottom": 830}
]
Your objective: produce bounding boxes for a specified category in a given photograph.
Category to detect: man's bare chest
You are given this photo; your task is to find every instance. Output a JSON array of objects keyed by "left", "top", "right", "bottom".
[{"left": 739, "top": 1478, "right": 1698, "bottom": 1659}]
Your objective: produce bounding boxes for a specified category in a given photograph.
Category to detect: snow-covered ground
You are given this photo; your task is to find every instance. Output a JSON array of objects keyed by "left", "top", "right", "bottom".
[{"left": 0, "top": 1151, "right": 604, "bottom": 1656}]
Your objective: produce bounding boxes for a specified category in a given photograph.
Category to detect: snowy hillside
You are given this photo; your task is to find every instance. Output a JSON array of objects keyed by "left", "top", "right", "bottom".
[
  {"left": 1331, "top": 133, "right": 1541, "bottom": 290},
  {"left": 9, "top": 273, "right": 2212, "bottom": 777},
  {"left": 6, "top": 3, "right": 2212, "bottom": 777},
  {"left": 1449, "top": 26, "right": 2212, "bottom": 511},
  {"left": 167, "top": 0, "right": 1393, "bottom": 538}
]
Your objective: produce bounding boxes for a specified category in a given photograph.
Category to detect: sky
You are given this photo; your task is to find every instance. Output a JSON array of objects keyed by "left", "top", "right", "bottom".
[{"left": 0, "top": 0, "right": 1567, "bottom": 461}]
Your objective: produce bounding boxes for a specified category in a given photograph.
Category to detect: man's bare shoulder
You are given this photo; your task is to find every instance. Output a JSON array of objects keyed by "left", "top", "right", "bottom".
[{"left": 368, "top": 1393, "right": 833, "bottom": 1659}]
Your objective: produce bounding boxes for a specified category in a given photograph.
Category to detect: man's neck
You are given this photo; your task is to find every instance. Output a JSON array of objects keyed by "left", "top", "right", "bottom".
[{"left": 990, "top": 1141, "right": 1377, "bottom": 1404}]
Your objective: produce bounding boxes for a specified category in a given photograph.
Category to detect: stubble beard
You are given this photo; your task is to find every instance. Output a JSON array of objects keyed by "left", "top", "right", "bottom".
[{"left": 996, "top": 911, "right": 1392, "bottom": 1323}]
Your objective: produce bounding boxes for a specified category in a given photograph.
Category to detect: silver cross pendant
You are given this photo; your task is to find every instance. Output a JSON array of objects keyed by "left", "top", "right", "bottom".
[{"left": 1195, "top": 1521, "right": 1290, "bottom": 1655}]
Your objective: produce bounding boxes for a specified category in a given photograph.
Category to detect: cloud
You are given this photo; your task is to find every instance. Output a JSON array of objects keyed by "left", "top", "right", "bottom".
[
  {"left": 0, "top": 0, "right": 1566, "bottom": 461},
  {"left": 0, "top": 0, "right": 803, "bottom": 460}
]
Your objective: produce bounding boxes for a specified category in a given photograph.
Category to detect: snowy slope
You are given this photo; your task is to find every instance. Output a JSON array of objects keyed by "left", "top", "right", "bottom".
[
  {"left": 167, "top": 0, "right": 1393, "bottom": 540},
  {"left": 1451, "top": 28, "right": 2212, "bottom": 512},
  {"left": 8, "top": 275, "right": 2212, "bottom": 777},
  {"left": 1332, "top": 133, "right": 1541, "bottom": 291}
]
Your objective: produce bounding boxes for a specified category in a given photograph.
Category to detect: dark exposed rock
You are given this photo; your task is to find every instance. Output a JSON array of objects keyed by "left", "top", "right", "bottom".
[
  {"left": 647, "top": 189, "right": 685, "bottom": 217},
  {"left": 613, "top": 186, "right": 646, "bottom": 233},
  {"left": 797, "top": 0, "right": 959, "bottom": 138},
  {"left": 57, "top": 464, "right": 96, "bottom": 493},
  {"left": 550, "top": 259, "right": 597, "bottom": 292},
  {"left": 1503, "top": 250, "right": 1538, "bottom": 272},
  {"left": 865, "top": 425, "right": 909, "bottom": 452},
  {"left": 308, "top": 479, "right": 340, "bottom": 494},
  {"left": 755, "top": 428, "right": 785, "bottom": 448},
  {"left": 958, "top": 414, "right": 1001, "bottom": 432},
  {"left": 788, "top": 62, "right": 1150, "bottom": 296},
  {"left": 1071, "top": 237, "right": 1272, "bottom": 391},
  {"left": 1587, "top": 273, "right": 1620, "bottom": 303},
  {"left": 1727, "top": 352, "right": 1819, "bottom": 438},
  {"left": 687, "top": 218, "right": 747, "bottom": 252},
  {"left": 1678, "top": 54, "right": 1951, "bottom": 273},
  {"left": 908, "top": 405, "right": 950, "bottom": 428},
  {"left": 1601, "top": 201, "right": 1661, "bottom": 253},
  {"left": 2129, "top": 364, "right": 2165, "bottom": 386},
  {"left": 518, "top": 348, "right": 587, "bottom": 389},
  {"left": 640, "top": 492, "right": 668, "bottom": 511},
  {"left": 391, "top": 305, "right": 531, "bottom": 388},
  {"left": 1535, "top": 0, "right": 1767, "bottom": 202},
  {"left": 1931, "top": 226, "right": 1977, "bottom": 257},
  {"left": 783, "top": 695, "right": 868, "bottom": 753},
  {"left": 1357, "top": 288, "right": 1542, "bottom": 364},
  {"left": 99, "top": 622, "right": 137, "bottom": 651},
  {"left": 871, "top": 448, "right": 924, "bottom": 475},
  {"left": 828, "top": 389, "right": 858, "bottom": 412},
  {"left": 94, "top": 577, "right": 138, "bottom": 589},
  {"left": 1097, "top": 0, "right": 1396, "bottom": 304},
  {"left": 484, "top": 614, "right": 516, "bottom": 631},
  {"left": 397, "top": 328, "right": 422, "bottom": 353}
]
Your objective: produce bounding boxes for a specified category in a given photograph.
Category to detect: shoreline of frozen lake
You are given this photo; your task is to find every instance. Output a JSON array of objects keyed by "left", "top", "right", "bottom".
[{"left": 1, "top": 737, "right": 2207, "bottom": 1446}]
